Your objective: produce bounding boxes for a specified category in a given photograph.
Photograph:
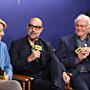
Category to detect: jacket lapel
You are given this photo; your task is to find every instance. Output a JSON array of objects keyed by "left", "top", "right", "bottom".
[{"left": 87, "top": 35, "right": 90, "bottom": 47}]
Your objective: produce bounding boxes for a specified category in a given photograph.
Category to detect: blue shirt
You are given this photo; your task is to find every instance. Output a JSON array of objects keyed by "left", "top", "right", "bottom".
[{"left": 0, "top": 41, "right": 12, "bottom": 80}]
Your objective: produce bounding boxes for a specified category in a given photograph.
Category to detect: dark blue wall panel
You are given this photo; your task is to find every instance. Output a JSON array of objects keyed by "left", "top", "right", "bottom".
[{"left": 0, "top": 0, "right": 88, "bottom": 49}]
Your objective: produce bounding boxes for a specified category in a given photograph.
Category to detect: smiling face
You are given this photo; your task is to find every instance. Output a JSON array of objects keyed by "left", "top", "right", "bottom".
[
  {"left": 27, "top": 18, "right": 43, "bottom": 41},
  {"left": 0, "top": 23, "right": 4, "bottom": 41},
  {"left": 75, "top": 19, "right": 89, "bottom": 39}
]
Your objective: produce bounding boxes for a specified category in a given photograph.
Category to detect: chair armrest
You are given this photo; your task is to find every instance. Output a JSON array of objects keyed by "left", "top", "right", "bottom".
[
  {"left": 13, "top": 74, "right": 34, "bottom": 90},
  {"left": 13, "top": 74, "right": 34, "bottom": 81}
]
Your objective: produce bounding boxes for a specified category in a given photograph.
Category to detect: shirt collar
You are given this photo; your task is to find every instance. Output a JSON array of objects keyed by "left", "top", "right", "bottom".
[{"left": 76, "top": 33, "right": 89, "bottom": 41}]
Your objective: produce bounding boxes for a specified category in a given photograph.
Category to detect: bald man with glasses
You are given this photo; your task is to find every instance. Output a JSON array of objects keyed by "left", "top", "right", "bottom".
[{"left": 9, "top": 17, "right": 70, "bottom": 90}]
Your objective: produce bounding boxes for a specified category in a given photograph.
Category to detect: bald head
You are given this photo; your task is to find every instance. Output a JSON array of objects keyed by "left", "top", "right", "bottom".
[{"left": 30, "top": 17, "right": 43, "bottom": 27}]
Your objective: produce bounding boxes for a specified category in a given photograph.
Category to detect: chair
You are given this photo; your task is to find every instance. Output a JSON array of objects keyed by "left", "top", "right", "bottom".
[
  {"left": 13, "top": 74, "right": 72, "bottom": 90},
  {"left": 13, "top": 74, "right": 34, "bottom": 90}
]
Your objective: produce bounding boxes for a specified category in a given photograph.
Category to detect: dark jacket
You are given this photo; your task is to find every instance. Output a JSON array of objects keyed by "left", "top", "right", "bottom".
[
  {"left": 9, "top": 35, "right": 66, "bottom": 88},
  {"left": 56, "top": 34, "right": 90, "bottom": 76}
]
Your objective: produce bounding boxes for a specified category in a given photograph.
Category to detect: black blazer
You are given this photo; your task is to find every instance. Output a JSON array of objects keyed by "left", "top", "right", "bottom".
[
  {"left": 9, "top": 35, "right": 66, "bottom": 88},
  {"left": 9, "top": 35, "right": 52, "bottom": 71},
  {"left": 56, "top": 34, "right": 90, "bottom": 76}
]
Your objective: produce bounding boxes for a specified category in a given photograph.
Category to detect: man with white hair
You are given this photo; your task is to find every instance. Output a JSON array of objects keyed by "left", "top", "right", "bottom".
[
  {"left": 56, "top": 14, "right": 90, "bottom": 90},
  {"left": 88, "top": 17, "right": 90, "bottom": 33}
]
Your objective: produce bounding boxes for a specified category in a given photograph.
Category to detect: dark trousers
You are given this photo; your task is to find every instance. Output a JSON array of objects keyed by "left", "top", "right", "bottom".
[
  {"left": 71, "top": 72, "right": 90, "bottom": 90},
  {"left": 31, "top": 78, "right": 51, "bottom": 90},
  {"left": 54, "top": 86, "right": 65, "bottom": 90}
]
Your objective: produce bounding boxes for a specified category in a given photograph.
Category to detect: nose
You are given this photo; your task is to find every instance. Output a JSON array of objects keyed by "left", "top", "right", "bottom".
[
  {"left": 32, "top": 27, "right": 36, "bottom": 31},
  {"left": 78, "top": 26, "right": 82, "bottom": 30}
]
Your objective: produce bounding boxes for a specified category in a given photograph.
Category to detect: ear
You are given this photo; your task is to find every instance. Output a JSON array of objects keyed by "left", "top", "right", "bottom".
[
  {"left": 42, "top": 27, "right": 44, "bottom": 30},
  {"left": 27, "top": 25, "right": 29, "bottom": 30},
  {"left": 87, "top": 26, "right": 90, "bottom": 33},
  {"left": 88, "top": 26, "right": 90, "bottom": 33}
]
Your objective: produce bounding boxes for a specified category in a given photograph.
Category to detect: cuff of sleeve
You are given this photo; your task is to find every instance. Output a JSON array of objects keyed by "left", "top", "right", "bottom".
[{"left": 75, "top": 57, "right": 80, "bottom": 64}]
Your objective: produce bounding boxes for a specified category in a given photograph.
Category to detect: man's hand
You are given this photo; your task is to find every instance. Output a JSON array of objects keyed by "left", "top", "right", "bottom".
[
  {"left": 81, "top": 47, "right": 90, "bottom": 54},
  {"left": 77, "top": 47, "right": 90, "bottom": 62},
  {"left": 63, "top": 72, "right": 70, "bottom": 84},
  {"left": 4, "top": 75, "right": 9, "bottom": 80},
  {"left": 28, "top": 50, "right": 41, "bottom": 62}
]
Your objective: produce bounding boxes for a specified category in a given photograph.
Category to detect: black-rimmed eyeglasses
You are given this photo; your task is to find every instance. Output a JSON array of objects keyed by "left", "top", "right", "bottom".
[{"left": 28, "top": 24, "right": 43, "bottom": 30}]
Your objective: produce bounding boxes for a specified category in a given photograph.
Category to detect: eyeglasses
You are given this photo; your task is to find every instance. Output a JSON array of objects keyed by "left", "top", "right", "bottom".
[
  {"left": 28, "top": 24, "right": 43, "bottom": 30},
  {"left": 75, "top": 24, "right": 88, "bottom": 28}
]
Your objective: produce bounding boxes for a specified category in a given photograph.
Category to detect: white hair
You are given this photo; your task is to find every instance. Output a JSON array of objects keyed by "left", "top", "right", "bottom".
[{"left": 75, "top": 14, "right": 90, "bottom": 26}]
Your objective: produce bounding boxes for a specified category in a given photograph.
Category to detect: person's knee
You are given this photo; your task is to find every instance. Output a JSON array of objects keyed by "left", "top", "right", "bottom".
[
  {"left": 54, "top": 86, "right": 64, "bottom": 90},
  {"left": 9, "top": 80, "right": 22, "bottom": 90},
  {"left": 0, "top": 80, "right": 22, "bottom": 90}
]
